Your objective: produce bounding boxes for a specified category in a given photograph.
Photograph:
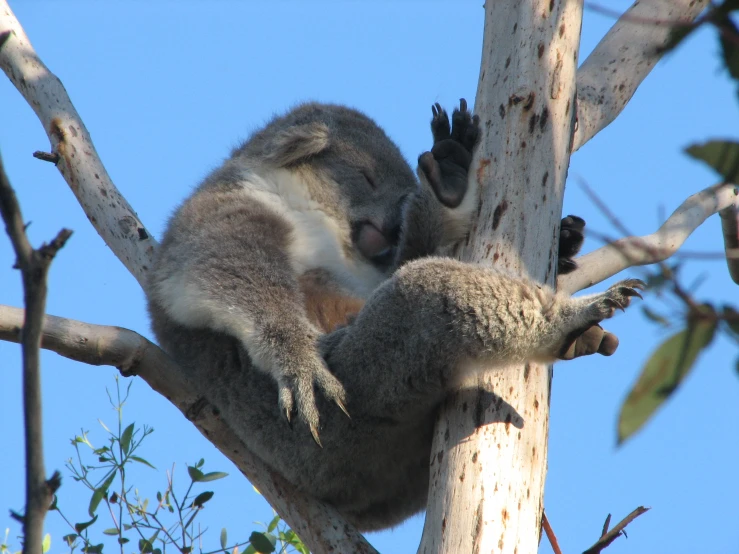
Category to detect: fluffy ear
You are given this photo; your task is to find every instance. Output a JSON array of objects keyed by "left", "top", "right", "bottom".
[{"left": 265, "top": 122, "right": 330, "bottom": 167}]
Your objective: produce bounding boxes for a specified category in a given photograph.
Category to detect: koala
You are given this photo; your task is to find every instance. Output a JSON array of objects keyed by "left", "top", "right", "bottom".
[{"left": 147, "top": 100, "right": 641, "bottom": 531}]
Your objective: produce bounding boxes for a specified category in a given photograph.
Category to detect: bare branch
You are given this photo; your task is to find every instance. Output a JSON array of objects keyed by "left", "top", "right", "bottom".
[
  {"left": 0, "top": 305, "right": 377, "bottom": 554},
  {"left": 574, "top": 0, "right": 708, "bottom": 152},
  {"left": 559, "top": 183, "right": 739, "bottom": 294},
  {"left": 541, "top": 512, "right": 563, "bottom": 554},
  {"left": 0, "top": 154, "right": 66, "bottom": 554},
  {"left": 0, "top": 0, "right": 155, "bottom": 287},
  {"left": 720, "top": 202, "right": 739, "bottom": 283},
  {"left": 582, "top": 506, "right": 650, "bottom": 554}
]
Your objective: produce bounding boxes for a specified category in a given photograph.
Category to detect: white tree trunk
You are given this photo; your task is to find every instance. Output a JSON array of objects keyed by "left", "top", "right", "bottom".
[{"left": 419, "top": 1, "right": 583, "bottom": 551}]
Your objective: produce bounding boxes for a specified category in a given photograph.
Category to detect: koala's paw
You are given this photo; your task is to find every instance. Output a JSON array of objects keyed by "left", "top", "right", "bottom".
[
  {"left": 277, "top": 353, "right": 348, "bottom": 446},
  {"left": 558, "top": 215, "right": 585, "bottom": 275},
  {"left": 591, "top": 279, "right": 646, "bottom": 320},
  {"left": 418, "top": 98, "right": 480, "bottom": 209}
]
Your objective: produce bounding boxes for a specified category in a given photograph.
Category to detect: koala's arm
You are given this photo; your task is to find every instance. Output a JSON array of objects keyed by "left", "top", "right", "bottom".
[
  {"left": 148, "top": 187, "right": 346, "bottom": 441},
  {"left": 320, "top": 259, "right": 643, "bottom": 417}
]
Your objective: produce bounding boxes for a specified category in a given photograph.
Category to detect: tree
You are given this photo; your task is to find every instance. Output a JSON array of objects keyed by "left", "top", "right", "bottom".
[{"left": 2, "top": 1, "right": 737, "bottom": 553}]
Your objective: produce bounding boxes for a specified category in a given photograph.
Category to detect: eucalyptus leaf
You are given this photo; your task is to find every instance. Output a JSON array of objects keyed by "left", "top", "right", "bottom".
[
  {"left": 618, "top": 319, "right": 716, "bottom": 444},
  {"left": 685, "top": 140, "right": 739, "bottom": 183}
]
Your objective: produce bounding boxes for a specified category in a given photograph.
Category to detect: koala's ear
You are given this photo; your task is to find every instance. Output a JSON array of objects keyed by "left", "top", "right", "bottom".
[{"left": 265, "top": 122, "right": 330, "bottom": 167}]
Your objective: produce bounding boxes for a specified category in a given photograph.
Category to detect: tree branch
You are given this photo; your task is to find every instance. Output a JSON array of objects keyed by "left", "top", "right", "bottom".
[
  {"left": 0, "top": 0, "right": 155, "bottom": 287},
  {"left": 574, "top": 0, "right": 708, "bottom": 152},
  {"left": 582, "top": 506, "right": 650, "bottom": 554},
  {"left": 0, "top": 304, "right": 378, "bottom": 554},
  {"left": 559, "top": 182, "right": 739, "bottom": 294},
  {"left": 0, "top": 153, "right": 65, "bottom": 554}
]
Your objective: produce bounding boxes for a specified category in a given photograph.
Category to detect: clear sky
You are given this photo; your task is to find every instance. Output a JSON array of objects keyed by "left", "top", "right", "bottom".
[{"left": 1, "top": 1, "right": 738, "bottom": 553}]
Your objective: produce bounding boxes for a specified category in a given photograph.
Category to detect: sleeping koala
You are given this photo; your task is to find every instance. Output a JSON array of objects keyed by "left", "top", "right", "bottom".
[{"left": 147, "top": 100, "right": 640, "bottom": 530}]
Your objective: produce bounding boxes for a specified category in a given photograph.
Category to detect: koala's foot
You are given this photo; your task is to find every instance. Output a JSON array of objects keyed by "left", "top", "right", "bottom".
[
  {"left": 276, "top": 350, "right": 348, "bottom": 446},
  {"left": 418, "top": 99, "right": 480, "bottom": 209},
  {"left": 558, "top": 215, "right": 585, "bottom": 275},
  {"left": 557, "top": 279, "right": 645, "bottom": 360}
]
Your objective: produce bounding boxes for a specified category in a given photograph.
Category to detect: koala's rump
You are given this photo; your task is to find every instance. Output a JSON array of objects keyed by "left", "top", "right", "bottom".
[{"left": 148, "top": 311, "right": 435, "bottom": 531}]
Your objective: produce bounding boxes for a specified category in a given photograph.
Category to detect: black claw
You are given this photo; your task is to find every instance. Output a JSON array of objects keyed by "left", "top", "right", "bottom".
[{"left": 459, "top": 98, "right": 467, "bottom": 112}]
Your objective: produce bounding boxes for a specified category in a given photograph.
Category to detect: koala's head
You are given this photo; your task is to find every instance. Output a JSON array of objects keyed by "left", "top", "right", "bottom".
[{"left": 241, "top": 103, "right": 419, "bottom": 270}]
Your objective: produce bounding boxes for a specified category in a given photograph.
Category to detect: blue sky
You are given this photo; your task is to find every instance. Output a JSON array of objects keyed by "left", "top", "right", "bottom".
[{"left": 1, "top": 1, "right": 738, "bottom": 553}]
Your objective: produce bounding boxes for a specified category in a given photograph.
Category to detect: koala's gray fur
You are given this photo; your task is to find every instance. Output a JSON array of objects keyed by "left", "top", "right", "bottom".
[{"left": 147, "top": 101, "right": 642, "bottom": 531}]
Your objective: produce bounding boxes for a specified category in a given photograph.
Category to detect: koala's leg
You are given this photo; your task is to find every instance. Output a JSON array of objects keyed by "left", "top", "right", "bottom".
[
  {"left": 148, "top": 197, "right": 346, "bottom": 442},
  {"left": 319, "top": 258, "right": 643, "bottom": 419}
]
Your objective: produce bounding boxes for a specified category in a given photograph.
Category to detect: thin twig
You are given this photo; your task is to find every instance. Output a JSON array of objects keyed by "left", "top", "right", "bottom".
[
  {"left": 0, "top": 152, "right": 68, "bottom": 554},
  {"left": 582, "top": 506, "right": 650, "bottom": 554},
  {"left": 541, "top": 511, "right": 563, "bottom": 554}
]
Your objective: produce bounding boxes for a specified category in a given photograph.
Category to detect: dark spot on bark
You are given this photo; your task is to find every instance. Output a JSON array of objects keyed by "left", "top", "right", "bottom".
[
  {"left": 559, "top": 23, "right": 565, "bottom": 37},
  {"left": 462, "top": 401, "right": 468, "bottom": 412},
  {"left": 499, "top": 104, "right": 506, "bottom": 118},
  {"left": 566, "top": 99, "right": 571, "bottom": 114},
  {"left": 444, "top": 427, "right": 450, "bottom": 441},
  {"left": 549, "top": 0, "right": 554, "bottom": 11},
  {"left": 513, "top": 23, "right": 518, "bottom": 33},
  {"left": 540, "top": 107, "right": 549, "bottom": 130},
  {"left": 534, "top": 398, "right": 539, "bottom": 410},
  {"left": 542, "top": 171, "right": 549, "bottom": 187},
  {"left": 523, "top": 92, "right": 535, "bottom": 111},
  {"left": 437, "top": 450, "right": 444, "bottom": 464},
  {"left": 538, "top": 43, "right": 544, "bottom": 58},
  {"left": 493, "top": 252, "right": 500, "bottom": 262},
  {"left": 524, "top": 362, "right": 531, "bottom": 381},
  {"left": 505, "top": 56, "right": 511, "bottom": 68},
  {"left": 521, "top": 141, "right": 527, "bottom": 148},
  {"left": 528, "top": 113, "right": 539, "bottom": 134},
  {"left": 492, "top": 200, "right": 508, "bottom": 230},
  {"left": 509, "top": 94, "right": 524, "bottom": 106},
  {"left": 137, "top": 228, "right": 149, "bottom": 240},
  {"left": 472, "top": 452, "right": 478, "bottom": 463}
]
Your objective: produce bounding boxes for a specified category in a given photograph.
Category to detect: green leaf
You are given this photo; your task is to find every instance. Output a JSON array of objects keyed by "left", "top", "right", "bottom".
[
  {"left": 618, "top": 319, "right": 717, "bottom": 444},
  {"left": 62, "top": 534, "right": 78, "bottom": 547},
  {"left": 243, "top": 546, "right": 257, "bottom": 554},
  {"left": 120, "top": 423, "right": 135, "bottom": 455},
  {"left": 192, "top": 491, "right": 214, "bottom": 508},
  {"left": 196, "top": 458, "right": 205, "bottom": 468},
  {"left": 719, "top": 18, "right": 739, "bottom": 81},
  {"left": 74, "top": 515, "right": 98, "bottom": 534},
  {"left": 156, "top": 491, "right": 162, "bottom": 502},
  {"left": 88, "top": 488, "right": 105, "bottom": 517},
  {"left": 267, "top": 514, "right": 280, "bottom": 533},
  {"left": 102, "top": 529, "right": 119, "bottom": 536},
  {"left": 138, "top": 538, "right": 154, "bottom": 554},
  {"left": 248, "top": 532, "right": 276, "bottom": 553},
  {"left": 220, "top": 528, "right": 228, "bottom": 550},
  {"left": 100, "top": 471, "right": 116, "bottom": 493},
  {"left": 130, "top": 456, "right": 156, "bottom": 469},
  {"left": 117, "top": 538, "right": 129, "bottom": 545},
  {"left": 187, "top": 466, "right": 205, "bottom": 482},
  {"left": 83, "top": 544, "right": 104, "bottom": 554},
  {"left": 685, "top": 140, "right": 739, "bottom": 183},
  {"left": 199, "top": 471, "right": 229, "bottom": 482},
  {"left": 49, "top": 495, "right": 58, "bottom": 511},
  {"left": 93, "top": 447, "right": 110, "bottom": 455},
  {"left": 42, "top": 534, "right": 51, "bottom": 553}
]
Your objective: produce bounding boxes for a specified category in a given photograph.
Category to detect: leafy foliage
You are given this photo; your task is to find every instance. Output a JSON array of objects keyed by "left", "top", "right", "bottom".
[{"left": 5, "top": 377, "right": 309, "bottom": 554}]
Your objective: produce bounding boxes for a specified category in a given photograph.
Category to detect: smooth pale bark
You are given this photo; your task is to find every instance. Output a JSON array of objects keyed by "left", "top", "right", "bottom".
[{"left": 419, "top": 1, "right": 583, "bottom": 552}]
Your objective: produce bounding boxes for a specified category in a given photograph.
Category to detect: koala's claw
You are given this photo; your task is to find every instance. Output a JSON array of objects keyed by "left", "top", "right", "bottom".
[
  {"left": 595, "top": 279, "right": 646, "bottom": 319},
  {"left": 277, "top": 359, "right": 348, "bottom": 445}
]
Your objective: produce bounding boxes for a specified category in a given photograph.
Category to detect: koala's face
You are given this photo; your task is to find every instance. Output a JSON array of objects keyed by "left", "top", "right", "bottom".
[
  {"left": 243, "top": 103, "right": 419, "bottom": 270},
  {"left": 316, "top": 109, "right": 419, "bottom": 270}
]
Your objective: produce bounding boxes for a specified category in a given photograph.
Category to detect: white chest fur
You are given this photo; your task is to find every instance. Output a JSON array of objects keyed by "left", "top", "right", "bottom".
[{"left": 237, "top": 167, "right": 386, "bottom": 299}]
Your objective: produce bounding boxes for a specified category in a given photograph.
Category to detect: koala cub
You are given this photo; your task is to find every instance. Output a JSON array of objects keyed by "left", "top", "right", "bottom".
[{"left": 147, "top": 101, "right": 641, "bottom": 530}]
